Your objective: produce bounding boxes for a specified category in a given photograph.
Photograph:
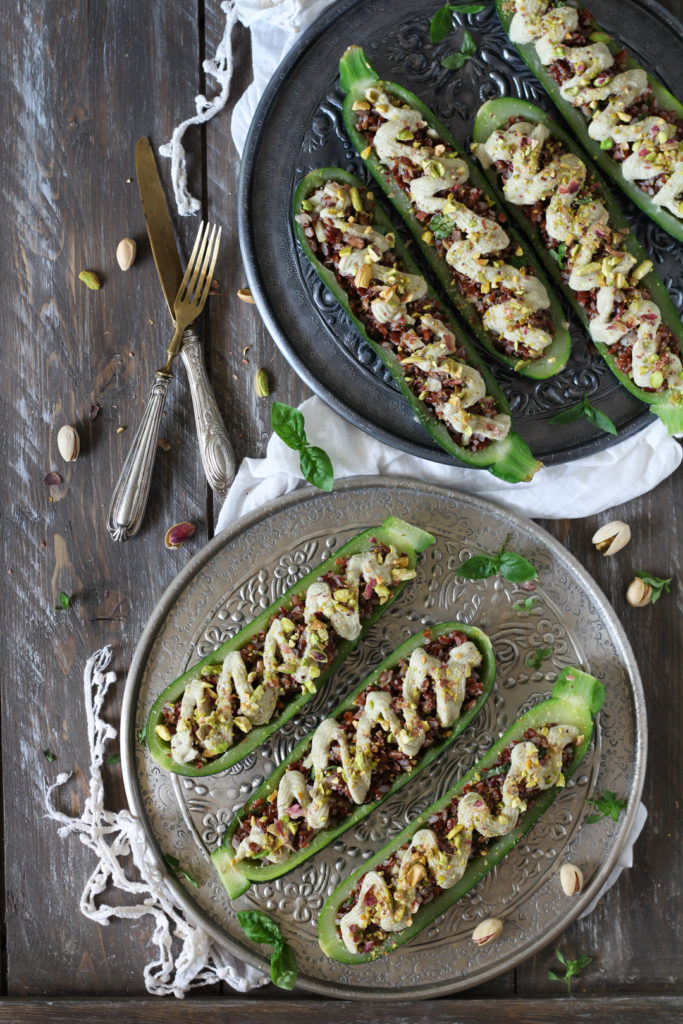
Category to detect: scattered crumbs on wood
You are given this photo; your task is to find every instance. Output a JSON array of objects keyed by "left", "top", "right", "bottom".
[
  {"left": 232, "top": 373, "right": 238, "bottom": 380},
  {"left": 125, "top": 177, "right": 132, "bottom": 183},
  {"left": 148, "top": 318, "right": 154, "bottom": 325},
  {"left": 157, "top": 439, "right": 171, "bottom": 451},
  {"left": 40, "top": 539, "right": 47, "bottom": 548},
  {"left": 128, "top": 351, "right": 135, "bottom": 358},
  {"left": 116, "top": 426, "right": 127, "bottom": 434},
  {"left": 209, "top": 279, "right": 221, "bottom": 295}
]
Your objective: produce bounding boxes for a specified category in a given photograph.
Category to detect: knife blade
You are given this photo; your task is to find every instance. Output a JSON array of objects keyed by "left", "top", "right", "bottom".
[
  {"left": 134, "top": 137, "right": 236, "bottom": 500},
  {"left": 135, "top": 137, "right": 183, "bottom": 316}
]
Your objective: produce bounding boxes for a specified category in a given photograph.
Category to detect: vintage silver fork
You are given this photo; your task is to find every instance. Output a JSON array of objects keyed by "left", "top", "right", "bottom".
[{"left": 107, "top": 222, "right": 222, "bottom": 542}]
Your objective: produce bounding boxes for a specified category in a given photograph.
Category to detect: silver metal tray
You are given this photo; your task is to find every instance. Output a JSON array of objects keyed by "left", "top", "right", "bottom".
[{"left": 121, "top": 479, "right": 646, "bottom": 998}]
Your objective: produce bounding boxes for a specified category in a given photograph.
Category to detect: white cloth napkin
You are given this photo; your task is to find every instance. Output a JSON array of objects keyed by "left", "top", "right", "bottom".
[{"left": 217, "top": 396, "right": 680, "bottom": 530}]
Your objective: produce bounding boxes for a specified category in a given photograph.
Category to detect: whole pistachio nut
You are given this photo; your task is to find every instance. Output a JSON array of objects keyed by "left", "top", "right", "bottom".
[
  {"left": 116, "top": 237, "right": 137, "bottom": 271},
  {"left": 471, "top": 918, "right": 503, "bottom": 946},
  {"left": 560, "top": 863, "right": 584, "bottom": 896},
  {"left": 57, "top": 424, "right": 80, "bottom": 462},
  {"left": 591, "top": 520, "right": 631, "bottom": 556},
  {"left": 626, "top": 577, "right": 652, "bottom": 607}
]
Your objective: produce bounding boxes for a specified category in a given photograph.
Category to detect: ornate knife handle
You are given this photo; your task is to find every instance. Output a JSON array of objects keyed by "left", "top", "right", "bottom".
[
  {"left": 107, "top": 371, "right": 172, "bottom": 542},
  {"left": 180, "top": 328, "right": 236, "bottom": 501}
]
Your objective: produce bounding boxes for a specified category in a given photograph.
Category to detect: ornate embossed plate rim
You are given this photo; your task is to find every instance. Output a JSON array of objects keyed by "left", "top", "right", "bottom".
[
  {"left": 121, "top": 477, "right": 647, "bottom": 998},
  {"left": 237, "top": 0, "right": 682, "bottom": 466}
]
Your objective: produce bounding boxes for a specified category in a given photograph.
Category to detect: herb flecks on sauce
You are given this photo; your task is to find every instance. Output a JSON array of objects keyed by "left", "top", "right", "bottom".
[
  {"left": 354, "top": 87, "right": 556, "bottom": 362},
  {"left": 478, "top": 120, "right": 683, "bottom": 393},
  {"left": 231, "top": 630, "right": 484, "bottom": 865},
  {"left": 296, "top": 180, "right": 511, "bottom": 448},
  {"left": 164, "top": 544, "right": 414, "bottom": 768},
  {"left": 337, "top": 724, "right": 580, "bottom": 954},
  {"left": 508, "top": 0, "right": 683, "bottom": 219}
]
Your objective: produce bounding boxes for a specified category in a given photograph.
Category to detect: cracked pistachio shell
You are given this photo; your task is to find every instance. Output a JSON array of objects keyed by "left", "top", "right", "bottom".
[
  {"left": 591, "top": 520, "right": 631, "bottom": 556},
  {"left": 560, "top": 863, "right": 584, "bottom": 896},
  {"left": 626, "top": 577, "right": 652, "bottom": 607},
  {"left": 57, "top": 424, "right": 80, "bottom": 462},
  {"left": 471, "top": 918, "right": 503, "bottom": 946}
]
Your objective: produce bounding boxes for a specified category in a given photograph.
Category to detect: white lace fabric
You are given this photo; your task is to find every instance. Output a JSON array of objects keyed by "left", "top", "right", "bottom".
[{"left": 44, "top": 646, "right": 267, "bottom": 997}]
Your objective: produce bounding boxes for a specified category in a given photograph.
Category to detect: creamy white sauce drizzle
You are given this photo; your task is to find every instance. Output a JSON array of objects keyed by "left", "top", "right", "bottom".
[
  {"left": 362, "top": 86, "right": 554, "bottom": 358},
  {"left": 170, "top": 546, "right": 412, "bottom": 766},
  {"left": 479, "top": 121, "right": 683, "bottom": 392},
  {"left": 232, "top": 640, "right": 483, "bottom": 863},
  {"left": 300, "top": 181, "right": 511, "bottom": 443},
  {"left": 509, "top": 0, "right": 683, "bottom": 217},
  {"left": 339, "top": 724, "right": 580, "bottom": 952}
]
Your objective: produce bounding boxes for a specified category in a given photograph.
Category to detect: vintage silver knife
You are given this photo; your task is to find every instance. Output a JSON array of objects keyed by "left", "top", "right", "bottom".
[{"left": 134, "top": 137, "right": 236, "bottom": 501}]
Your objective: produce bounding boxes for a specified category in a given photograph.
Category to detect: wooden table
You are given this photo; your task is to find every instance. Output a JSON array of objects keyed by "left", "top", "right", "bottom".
[{"left": 2, "top": 1, "right": 681, "bottom": 1020}]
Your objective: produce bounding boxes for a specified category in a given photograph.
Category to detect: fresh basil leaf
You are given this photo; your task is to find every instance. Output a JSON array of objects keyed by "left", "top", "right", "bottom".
[
  {"left": 455, "top": 3, "right": 485, "bottom": 12},
  {"left": 548, "top": 402, "right": 585, "bottom": 425},
  {"left": 430, "top": 4, "right": 453, "bottom": 42},
  {"left": 461, "top": 28, "right": 478, "bottom": 55},
  {"left": 56, "top": 591, "right": 71, "bottom": 610},
  {"left": 636, "top": 571, "right": 671, "bottom": 603},
  {"left": 270, "top": 942, "right": 298, "bottom": 990},
  {"left": 299, "top": 445, "right": 334, "bottom": 492},
  {"left": 526, "top": 644, "right": 553, "bottom": 669},
  {"left": 106, "top": 753, "right": 121, "bottom": 765},
  {"left": 585, "top": 404, "right": 617, "bottom": 435},
  {"left": 457, "top": 554, "right": 497, "bottom": 579},
  {"left": 164, "top": 853, "right": 180, "bottom": 871},
  {"left": 585, "top": 812, "right": 603, "bottom": 824},
  {"left": 43, "top": 749, "right": 56, "bottom": 762},
  {"left": 513, "top": 596, "right": 538, "bottom": 613},
  {"left": 555, "top": 947, "right": 566, "bottom": 965},
  {"left": 237, "top": 909, "right": 284, "bottom": 948},
  {"left": 271, "top": 402, "right": 307, "bottom": 451},
  {"left": 441, "top": 51, "right": 469, "bottom": 69},
  {"left": 430, "top": 213, "right": 457, "bottom": 239},
  {"left": 499, "top": 551, "right": 538, "bottom": 582},
  {"left": 136, "top": 727, "right": 147, "bottom": 746},
  {"left": 548, "top": 970, "right": 561, "bottom": 982}
]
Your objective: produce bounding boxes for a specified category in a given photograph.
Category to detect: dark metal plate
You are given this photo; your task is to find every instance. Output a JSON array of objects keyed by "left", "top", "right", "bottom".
[{"left": 238, "top": 0, "right": 682, "bottom": 465}]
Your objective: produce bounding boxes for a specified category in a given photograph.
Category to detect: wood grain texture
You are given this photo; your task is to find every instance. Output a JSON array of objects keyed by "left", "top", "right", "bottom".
[
  {"left": 0, "top": 995, "right": 681, "bottom": 1023},
  {"left": 0, "top": 0, "right": 681, "bottom": 1011}
]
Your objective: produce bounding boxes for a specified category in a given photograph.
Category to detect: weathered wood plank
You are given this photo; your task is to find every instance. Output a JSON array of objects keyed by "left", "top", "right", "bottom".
[
  {"left": 0, "top": 995, "right": 681, "bottom": 1023},
  {"left": 0, "top": 0, "right": 210, "bottom": 996}
]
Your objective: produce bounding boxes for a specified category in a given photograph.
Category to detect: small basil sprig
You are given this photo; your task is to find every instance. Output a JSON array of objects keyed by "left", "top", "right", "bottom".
[
  {"left": 636, "top": 571, "right": 672, "bottom": 604},
  {"left": 164, "top": 853, "right": 200, "bottom": 889},
  {"left": 526, "top": 643, "right": 553, "bottom": 670},
  {"left": 549, "top": 392, "right": 617, "bottom": 436},
  {"left": 442, "top": 29, "right": 478, "bottom": 69},
  {"left": 457, "top": 535, "right": 538, "bottom": 583},
  {"left": 430, "top": 2, "right": 484, "bottom": 42},
  {"left": 237, "top": 910, "right": 298, "bottom": 990},
  {"left": 271, "top": 403, "right": 334, "bottom": 492},
  {"left": 513, "top": 596, "right": 538, "bottom": 614},
  {"left": 550, "top": 242, "right": 567, "bottom": 268},
  {"left": 586, "top": 789, "right": 627, "bottom": 823},
  {"left": 548, "top": 947, "right": 592, "bottom": 994}
]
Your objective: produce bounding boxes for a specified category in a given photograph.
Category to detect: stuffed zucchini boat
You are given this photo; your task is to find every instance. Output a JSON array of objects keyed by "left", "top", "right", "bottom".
[
  {"left": 496, "top": 0, "right": 683, "bottom": 242},
  {"left": 294, "top": 169, "right": 540, "bottom": 482},
  {"left": 212, "top": 623, "right": 495, "bottom": 898},
  {"left": 145, "top": 517, "right": 434, "bottom": 777},
  {"left": 338, "top": 46, "right": 571, "bottom": 379},
  {"left": 318, "top": 666, "right": 604, "bottom": 962},
  {"left": 472, "top": 99, "right": 683, "bottom": 432}
]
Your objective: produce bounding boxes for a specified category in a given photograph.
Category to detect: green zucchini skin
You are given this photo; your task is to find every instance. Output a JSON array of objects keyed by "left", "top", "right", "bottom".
[
  {"left": 338, "top": 45, "right": 571, "bottom": 380},
  {"left": 472, "top": 98, "right": 683, "bottom": 433},
  {"left": 294, "top": 167, "right": 540, "bottom": 483},
  {"left": 145, "top": 517, "right": 434, "bottom": 778},
  {"left": 212, "top": 623, "right": 495, "bottom": 899},
  {"left": 318, "top": 666, "right": 605, "bottom": 963},
  {"left": 495, "top": 0, "right": 683, "bottom": 243}
]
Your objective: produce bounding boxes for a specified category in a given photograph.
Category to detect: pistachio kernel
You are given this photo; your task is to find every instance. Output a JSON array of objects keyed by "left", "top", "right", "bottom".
[
  {"left": 236, "top": 288, "right": 255, "bottom": 304},
  {"left": 164, "top": 522, "right": 196, "bottom": 549},
  {"left": 155, "top": 724, "right": 172, "bottom": 742},
  {"left": 78, "top": 270, "right": 101, "bottom": 290},
  {"left": 255, "top": 368, "right": 270, "bottom": 398}
]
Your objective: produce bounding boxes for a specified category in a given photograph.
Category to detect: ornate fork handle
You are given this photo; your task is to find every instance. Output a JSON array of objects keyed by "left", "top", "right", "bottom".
[
  {"left": 107, "top": 371, "right": 172, "bottom": 542},
  {"left": 180, "top": 328, "right": 236, "bottom": 500}
]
